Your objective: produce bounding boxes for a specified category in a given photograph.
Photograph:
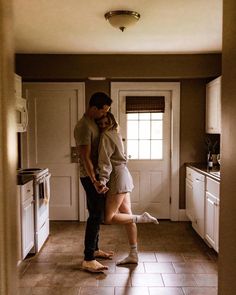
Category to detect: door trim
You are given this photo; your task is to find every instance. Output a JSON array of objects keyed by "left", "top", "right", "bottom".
[{"left": 111, "top": 82, "right": 180, "bottom": 221}]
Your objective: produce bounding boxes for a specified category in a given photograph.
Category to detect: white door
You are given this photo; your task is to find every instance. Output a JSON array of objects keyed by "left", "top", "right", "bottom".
[
  {"left": 23, "top": 83, "right": 85, "bottom": 220},
  {"left": 118, "top": 90, "right": 171, "bottom": 219}
]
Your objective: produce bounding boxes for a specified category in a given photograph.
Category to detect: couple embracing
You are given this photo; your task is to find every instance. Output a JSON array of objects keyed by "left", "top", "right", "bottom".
[{"left": 74, "top": 92, "right": 158, "bottom": 273}]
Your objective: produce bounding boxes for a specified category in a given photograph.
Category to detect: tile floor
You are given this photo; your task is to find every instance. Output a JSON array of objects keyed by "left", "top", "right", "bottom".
[{"left": 18, "top": 221, "right": 218, "bottom": 295}]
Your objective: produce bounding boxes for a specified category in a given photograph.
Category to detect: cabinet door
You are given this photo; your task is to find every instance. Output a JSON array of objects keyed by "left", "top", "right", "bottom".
[
  {"left": 206, "top": 76, "right": 221, "bottom": 134},
  {"left": 186, "top": 178, "right": 194, "bottom": 221},
  {"left": 22, "top": 198, "right": 34, "bottom": 259},
  {"left": 214, "top": 199, "right": 219, "bottom": 252},
  {"left": 192, "top": 178, "right": 205, "bottom": 238},
  {"left": 205, "top": 192, "right": 219, "bottom": 252}
]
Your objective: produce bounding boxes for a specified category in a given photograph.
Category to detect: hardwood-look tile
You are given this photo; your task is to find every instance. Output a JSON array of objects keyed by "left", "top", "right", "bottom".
[
  {"left": 24, "top": 262, "right": 57, "bottom": 274},
  {"left": 18, "top": 221, "right": 219, "bottom": 294},
  {"left": 18, "top": 287, "right": 32, "bottom": 295},
  {"left": 199, "top": 262, "right": 218, "bottom": 274},
  {"left": 182, "top": 252, "right": 213, "bottom": 262},
  {"left": 30, "top": 287, "right": 80, "bottom": 295},
  {"left": 33, "top": 253, "right": 74, "bottom": 263},
  {"left": 19, "top": 274, "right": 45, "bottom": 287},
  {"left": 149, "top": 287, "right": 184, "bottom": 295},
  {"left": 115, "top": 262, "right": 145, "bottom": 274},
  {"left": 34, "top": 271, "right": 98, "bottom": 287},
  {"left": 162, "top": 274, "right": 197, "bottom": 287},
  {"left": 138, "top": 252, "right": 157, "bottom": 262},
  {"left": 115, "top": 286, "right": 149, "bottom": 295},
  {"left": 155, "top": 252, "right": 185, "bottom": 263},
  {"left": 131, "top": 274, "right": 164, "bottom": 287},
  {"left": 79, "top": 286, "right": 114, "bottom": 295},
  {"left": 193, "top": 274, "right": 218, "bottom": 287},
  {"left": 98, "top": 273, "right": 131, "bottom": 287},
  {"left": 172, "top": 262, "right": 206, "bottom": 274},
  {"left": 144, "top": 262, "right": 175, "bottom": 274},
  {"left": 182, "top": 286, "right": 217, "bottom": 295}
]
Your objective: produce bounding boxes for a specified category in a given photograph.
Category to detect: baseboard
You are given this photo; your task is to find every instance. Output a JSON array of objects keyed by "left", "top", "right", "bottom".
[{"left": 178, "top": 209, "right": 189, "bottom": 221}]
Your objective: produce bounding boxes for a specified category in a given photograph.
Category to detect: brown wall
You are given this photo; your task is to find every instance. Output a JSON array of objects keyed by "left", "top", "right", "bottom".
[
  {"left": 15, "top": 54, "right": 220, "bottom": 209},
  {"left": 179, "top": 79, "right": 207, "bottom": 208},
  {"left": 218, "top": 0, "right": 236, "bottom": 293},
  {"left": 15, "top": 54, "right": 221, "bottom": 80}
]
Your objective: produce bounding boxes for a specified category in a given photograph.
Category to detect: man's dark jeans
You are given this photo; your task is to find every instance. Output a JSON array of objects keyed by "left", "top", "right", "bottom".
[{"left": 80, "top": 177, "right": 105, "bottom": 261}]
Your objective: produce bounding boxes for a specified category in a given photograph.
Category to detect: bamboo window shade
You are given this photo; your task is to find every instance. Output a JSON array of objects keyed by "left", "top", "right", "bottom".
[{"left": 126, "top": 96, "right": 165, "bottom": 113}]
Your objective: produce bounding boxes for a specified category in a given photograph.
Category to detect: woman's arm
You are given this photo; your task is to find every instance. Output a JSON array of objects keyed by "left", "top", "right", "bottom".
[
  {"left": 98, "top": 134, "right": 114, "bottom": 185},
  {"left": 79, "top": 145, "right": 108, "bottom": 193}
]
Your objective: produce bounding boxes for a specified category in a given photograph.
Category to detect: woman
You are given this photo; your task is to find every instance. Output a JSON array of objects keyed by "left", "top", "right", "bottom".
[{"left": 95, "top": 112, "right": 158, "bottom": 265}]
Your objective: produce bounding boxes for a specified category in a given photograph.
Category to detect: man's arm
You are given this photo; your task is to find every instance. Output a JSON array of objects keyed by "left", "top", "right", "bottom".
[
  {"left": 78, "top": 145, "right": 97, "bottom": 184},
  {"left": 78, "top": 145, "right": 108, "bottom": 194}
]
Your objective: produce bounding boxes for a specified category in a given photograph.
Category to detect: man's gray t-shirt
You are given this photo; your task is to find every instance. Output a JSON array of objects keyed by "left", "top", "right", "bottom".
[{"left": 74, "top": 114, "right": 100, "bottom": 177}]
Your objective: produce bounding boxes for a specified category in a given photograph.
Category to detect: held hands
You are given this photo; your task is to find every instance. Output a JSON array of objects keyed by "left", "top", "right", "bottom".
[{"left": 93, "top": 180, "right": 109, "bottom": 194}]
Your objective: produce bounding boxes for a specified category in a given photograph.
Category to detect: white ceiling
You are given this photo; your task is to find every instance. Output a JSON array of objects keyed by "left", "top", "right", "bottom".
[{"left": 13, "top": 0, "right": 222, "bottom": 54}]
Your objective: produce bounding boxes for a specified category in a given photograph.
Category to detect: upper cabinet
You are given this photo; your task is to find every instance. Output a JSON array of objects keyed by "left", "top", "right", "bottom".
[
  {"left": 205, "top": 76, "right": 221, "bottom": 134},
  {"left": 15, "top": 74, "right": 28, "bottom": 133},
  {"left": 14, "top": 73, "right": 22, "bottom": 97}
]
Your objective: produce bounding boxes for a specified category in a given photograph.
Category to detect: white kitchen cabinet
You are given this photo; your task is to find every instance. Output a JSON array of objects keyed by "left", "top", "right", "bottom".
[
  {"left": 19, "top": 180, "right": 35, "bottom": 259},
  {"left": 205, "top": 76, "right": 221, "bottom": 134},
  {"left": 186, "top": 176, "right": 194, "bottom": 221},
  {"left": 15, "top": 73, "right": 22, "bottom": 97},
  {"left": 205, "top": 177, "right": 220, "bottom": 252},
  {"left": 185, "top": 167, "right": 205, "bottom": 238}
]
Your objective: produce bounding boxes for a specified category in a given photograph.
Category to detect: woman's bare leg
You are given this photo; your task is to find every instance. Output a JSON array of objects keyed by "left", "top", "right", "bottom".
[
  {"left": 105, "top": 193, "right": 158, "bottom": 225},
  {"left": 116, "top": 193, "right": 138, "bottom": 265},
  {"left": 105, "top": 193, "right": 133, "bottom": 224},
  {"left": 118, "top": 193, "right": 137, "bottom": 245}
]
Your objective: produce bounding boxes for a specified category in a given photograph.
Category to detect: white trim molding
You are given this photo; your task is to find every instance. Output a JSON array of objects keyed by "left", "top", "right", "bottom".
[
  {"left": 179, "top": 209, "right": 189, "bottom": 221},
  {"left": 111, "top": 82, "right": 180, "bottom": 221}
]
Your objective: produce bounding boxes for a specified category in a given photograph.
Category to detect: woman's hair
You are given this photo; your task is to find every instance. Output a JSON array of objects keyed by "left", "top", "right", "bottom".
[{"left": 97, "top": 112, "right": 119, "bottom": 132}]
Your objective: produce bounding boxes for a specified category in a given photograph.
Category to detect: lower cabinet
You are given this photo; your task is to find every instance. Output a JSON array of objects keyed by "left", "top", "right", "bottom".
[
  {"left": 185, "top": 167, "right": 220, "bottom": 253},
  {"left": 185, "top": 167, "right": 205, "bottom": 239},
  {"left": 205, "top": 177, "right": 220, "bottom": 252},
  {"left": 21, "top": 196, "right": 35, "bottom": 259},
  {"left": 18, "top": 180, "right": 35, "bottom": 260}
]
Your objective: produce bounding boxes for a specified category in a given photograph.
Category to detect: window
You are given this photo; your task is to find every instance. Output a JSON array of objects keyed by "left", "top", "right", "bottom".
[
  {"left": 125, "top": 96, "right": 165, "bottom": 160},
  {"left": 127, "top": 113, "right": 163, "bottom": 159}
]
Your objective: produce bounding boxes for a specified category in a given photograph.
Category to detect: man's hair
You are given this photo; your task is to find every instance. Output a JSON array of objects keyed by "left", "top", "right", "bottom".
[{"left": 89, "top": 92, "right": 112, "bottom": 109}]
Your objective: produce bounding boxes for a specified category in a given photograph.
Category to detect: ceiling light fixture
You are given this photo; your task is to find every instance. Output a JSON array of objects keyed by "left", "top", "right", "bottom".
[
  {"left": 104, "top": 10, "right": 140, "bottom": 32},
  {"left": 87, "top": 77, "right": 106, "bottom": 81}
]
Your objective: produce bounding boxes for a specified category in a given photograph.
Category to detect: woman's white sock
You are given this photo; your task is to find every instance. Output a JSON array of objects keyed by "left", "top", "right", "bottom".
[
  {"left": 132, "top": 212, "right": 159, "bottom": 224},
  {"left": 116, "top": 244, "right": 138, "bottom": 265}
]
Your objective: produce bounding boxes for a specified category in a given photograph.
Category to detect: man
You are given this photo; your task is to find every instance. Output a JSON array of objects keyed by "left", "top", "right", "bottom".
[{"left": 74, "top": 92, "right": 113, "bottom": 272}]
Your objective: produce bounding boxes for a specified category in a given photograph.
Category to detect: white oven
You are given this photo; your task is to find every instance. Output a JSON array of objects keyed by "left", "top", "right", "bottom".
[
  {"left": 16, "top": 96, "right": 28, "bottom": 132},
  {"left": 34, "top": 171, "right": 51, "bottom": 252},
  {"left": 18, "top": 168, "right": 51, "bottom": 253}
]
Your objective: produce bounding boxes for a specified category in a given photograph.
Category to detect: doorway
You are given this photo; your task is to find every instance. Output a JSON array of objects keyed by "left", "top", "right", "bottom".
[{"left": 111, "top": 82, "right": 180, "bottom": 221}]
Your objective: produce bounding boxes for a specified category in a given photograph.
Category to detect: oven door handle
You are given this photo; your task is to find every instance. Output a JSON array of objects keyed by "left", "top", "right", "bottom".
[
  {"left": 36, "top": 173, "right": 51, "bottom": 184},
  {"left": 36, "top": 178, "right": 44, "bottom": 184}
]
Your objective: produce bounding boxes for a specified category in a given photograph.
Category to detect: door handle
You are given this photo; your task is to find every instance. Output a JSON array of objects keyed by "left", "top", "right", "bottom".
[{"left": 71, "top": 146, "right": 79, "bottom": 163}]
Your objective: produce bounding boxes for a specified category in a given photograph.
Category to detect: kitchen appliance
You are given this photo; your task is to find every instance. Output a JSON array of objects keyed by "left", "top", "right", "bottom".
[{"left": 18, "top": 168, "right": 51, "bottom": 253}]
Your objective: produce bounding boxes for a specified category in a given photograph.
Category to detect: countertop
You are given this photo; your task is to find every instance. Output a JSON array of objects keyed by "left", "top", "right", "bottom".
[
  {"left": 17, "top": 174, "right": 34, "bottom": 185},
  {"left": 186, "top": 163, "right": 220, "bottom": 182}
]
